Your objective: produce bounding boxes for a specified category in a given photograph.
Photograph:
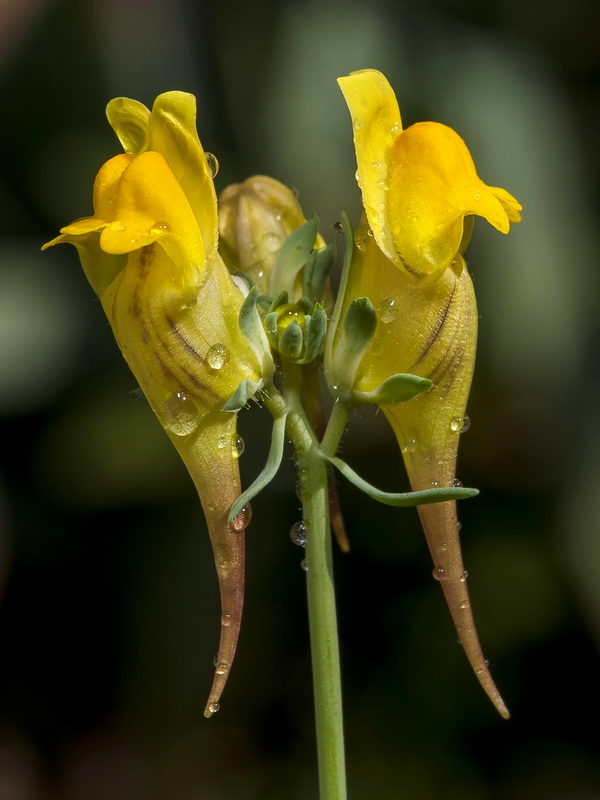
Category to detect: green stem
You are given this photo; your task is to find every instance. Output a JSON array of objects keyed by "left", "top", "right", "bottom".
[{"left": 277, "top": 365, "right": 347, "bottom": 800}]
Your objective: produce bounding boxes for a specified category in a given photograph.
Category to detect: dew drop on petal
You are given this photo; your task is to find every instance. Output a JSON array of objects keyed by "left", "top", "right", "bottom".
[
  {"left": 430, "top": 480, "right": 439, "bottom": 487},
  {"left": 150, "top": 220, "right": 170, "bottom": 235},
  {"left": 461, "top": 415, "right": 471, "bottom": 433},
  {"left": 263, "top": 232, "right": 280, "bottom": 253},
  {"left": 290, "top": 521, "right": 307, "bottom": 547},
  {"left": 206, "top": 343, "right": 230, "bottom": 370},
  {"left": 452, "top": 478, "right": 463, "bottom": 487},
  {"left": 205, "top": 152, "right": 219, "bottom": 178},
  {"left": 162, "top": 391, "right": 200, "bottom": 437},
  {"left": 377, "top": 297, "right": 398, "bottom": 324},
  {"left": 217, "top": 436, "right": 227, "bottom": 450},
  {"left": 457, "top": 521, "right": 462, "bottom": 533}
]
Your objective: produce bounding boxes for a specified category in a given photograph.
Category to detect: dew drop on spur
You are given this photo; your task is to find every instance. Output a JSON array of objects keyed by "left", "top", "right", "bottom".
[
  {"left": 432, "top": 566, "right": 446, "bottom": 581},
  {"left": 207, "top": 701, "right": 220, "bottom": 714},
  {"left": 221, "top": 613, "right": 232, "bottom": 627},
  {"left": 231, "top": 503, "right": 252, "bottom": 531},
  {"left": 162, "top": 391, "right": 200, "bottom": 437},
  {"left": 300, "top": 559, "right": 309, "bottom": 572},
  {"left": 206, "top": 342, "right": 230, "bottom": 370},
  {"left": 205, "top": 152, "right": 219, "bottom": 178},
  {"left": 232, "top": 434, "right": 245, "bottom": 458},
  {"left": 290, "top": 520, "right": 307, "bottom": 547},
  {"left": 215, "top": 662, "right": 229, "bottom": 676},
  {"left": 460, "top": 570, "right": 469, "bottom": 583}
]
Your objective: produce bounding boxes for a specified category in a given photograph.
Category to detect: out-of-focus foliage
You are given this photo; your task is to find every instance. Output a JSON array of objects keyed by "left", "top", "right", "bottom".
[{"left": 0, "top": 0, "right": 599, "bottom": 797}]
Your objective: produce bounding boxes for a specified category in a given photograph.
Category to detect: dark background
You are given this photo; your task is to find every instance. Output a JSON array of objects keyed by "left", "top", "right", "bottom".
[{"left": 1, "top": 0, "right": 599, "bottom": 797}]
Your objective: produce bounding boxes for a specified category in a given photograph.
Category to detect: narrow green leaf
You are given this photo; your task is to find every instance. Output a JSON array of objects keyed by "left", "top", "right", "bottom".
[
  {"left": 325, "top": 454, "right": 478, "bottom": 507},
  {"left": 353, "top": 373, "right": 432, "bottom": 405},
  {"left": 228, "top": 412, "right": 288, "bottom": 522}
]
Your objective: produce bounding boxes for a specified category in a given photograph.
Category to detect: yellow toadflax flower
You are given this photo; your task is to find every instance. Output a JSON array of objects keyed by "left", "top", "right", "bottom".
[
  {"left": 336, "top": 69, "right": 521, "bottom": 717},
  {"left": 43, "top": 92, "right": 273, "bottom": 717}
]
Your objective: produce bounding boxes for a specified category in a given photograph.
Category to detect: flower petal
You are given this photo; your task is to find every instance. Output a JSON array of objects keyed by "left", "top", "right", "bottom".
[
  {"left": 106, "top": 97, "right": 151, "bottom": 154},
  {"left": 149, "top": 91, "right": 219, "bottom": 255},
  {"left": 337, "top": 70, "right": 402, "bottom": 269}
]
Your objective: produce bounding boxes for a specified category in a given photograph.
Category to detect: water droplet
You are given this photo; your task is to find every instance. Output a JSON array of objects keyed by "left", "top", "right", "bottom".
[
  {"left": 460, "top": 570, "right": 469, "bottom": 583},
  {"left": 221, "top": 613, "right": 232, "bottom": 627},
  {"left": 390, "top": 122, "right": 400, "bottom": 133},
  {"left": 452, "top": 478, "right": 463, "bottom": 487},
  {"left": 484, "top": 659, "right": 490, "bottom": 666},
  {"left": 354, "top": 119, "right": 362, "bottom": 130},
  {"left": 109, "top": 221, "right": 125, "bottom": 232},
  {"left": 432, "top": 566, "right": 446, "bottom": 581},
  {"left": 461, "top": 415, "right": 471, "bottom": 433},
  {"left": 162, "top": 391, "right": 200, "bottom": 437},
  {"left": 377, "top": 297, "right": 398, "bottom": 324},
  {"left": 232, "top": 434, "right": 245, "bottom": 458},
  {"left": 371, "top": 161, "right": 383, "bottom": 171},
  {"left": 231, "top": 503, "right": 252, "bottom": 531},
  {"left": 459, "top": 600, "right": 470, "bottom": 609},
  {"left": 206, "top": 343, "right": 230, "bottom": 370},
  {"left": 207, "top": 701, "right": 220, "bottom": 714},
  {"left": 440, "top": 541, "right": 448, "bottom": 551},
  {"left": 215, "top": 662, "right": 229, "bottom": 675},
  {"left": 150, "top": 220, "right": 169, "bottom": 235},
  {"left": 205, "top": 152, "right": 219, "bottom": 178},
  {"left": 300, "top": 559, "right": 309, "bottom": 572},
  {"left": 450, "top": 416, "right": 463, "bottom": 433},
  {"left": 430, "top": 480, "right": 439, "bottom": 487},
  {"left": 295, "top": 481, "right": 303, "bottom": 501},
  {"left": 404, "top": 438, "right": 417, "bottom": 453},
  {"left": 354, "top": 169, "right": 360, "bottom": 183},
  {"left": 263, "top": 232, "right": 280, "bottom": 253},
  {"left": 217, "top": 436, "right": 227, "bottom": 449},
  {"left": 184, "top": 293, "right": 198, "bottom": 308},
  {"left": 334, "top": 221, "right": 344, "bottom": 233},
  {"left": 290, "top": 521, "right": 307, "bottom": 547}
]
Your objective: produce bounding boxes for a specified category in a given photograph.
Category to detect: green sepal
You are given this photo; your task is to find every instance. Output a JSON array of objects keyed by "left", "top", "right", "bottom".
[
  {"left": 257, "top": 295, "right": 273, "bottom": 312},
  {"left": 325, "top": 453, "right": 479, "bottom": 507},
  {"left": 303, "top": 243, "right": 335, "bottom": 301},
  {"left": 239, "top": 286, "right": 263, "bottom": 346},
  {"left": 222, "top": 378, "right": 262, "bottom": 412},
  {"left": 268, "top": 289, "right": 289, "bottom": 312},
  {"left": 279, "top": 318, "right": 303, "bottom": 360},
  {"left": 328, "top": 295, "right": 377, "bottom": 398},
  {"left": 353, "top": 373, "right": 432, "bottom": 405},
  {"left": 343, "top": 296, "right": 377, "bottom": 350},
  {"left": 228, "top": 411, "right": 288, "bottom": 522},
  {"left": 264, "top": 311, "right": 278, "bottom": 347},
  {"left": 299, "top": 303, "right": 328, "bottom": 364},
  {"left": 269, "top": 218, "right": 319, "bottom": 298}
]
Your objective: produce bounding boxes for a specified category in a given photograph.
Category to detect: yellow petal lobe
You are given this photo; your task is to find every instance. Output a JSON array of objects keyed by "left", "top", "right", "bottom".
[{"left": 337, "top": 69, "right": 402, "bottom": 269}]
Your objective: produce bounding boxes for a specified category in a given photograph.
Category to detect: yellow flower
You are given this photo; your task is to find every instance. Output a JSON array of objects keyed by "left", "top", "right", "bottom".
[
  {"left": 336, "top": 69, "right": 522, "bottom": 717},
  {"left": 43, "top": 92, "right": 272, "bottom": 717}
]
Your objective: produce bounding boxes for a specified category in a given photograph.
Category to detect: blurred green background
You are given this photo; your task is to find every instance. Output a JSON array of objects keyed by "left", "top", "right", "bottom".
[{"left": 1, "top": 0, "right": 599, "bottom": 798}]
